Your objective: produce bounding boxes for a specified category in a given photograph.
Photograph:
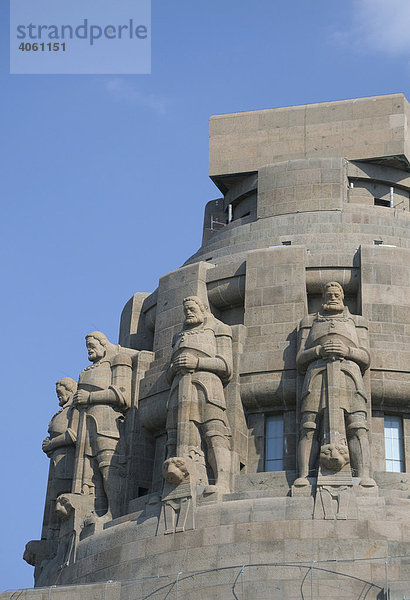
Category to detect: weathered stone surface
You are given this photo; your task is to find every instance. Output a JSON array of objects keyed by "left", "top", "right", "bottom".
[
  {"left": 294, "top": 281, "right": 375, "bottom": 504},
  {"left": 17, "top": 94, "right": 410, "bottom": 598},
  {"left": 209, "top": 94, "right": 410, "bottom": 177},
  {"left": 165, "top": 296, "right": 235, "bottom": 494}
]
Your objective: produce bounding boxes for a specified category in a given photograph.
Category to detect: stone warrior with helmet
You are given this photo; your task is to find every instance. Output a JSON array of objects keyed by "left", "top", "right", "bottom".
[{"left": 295, "top": 282, "right": 375, "bottom": 487}]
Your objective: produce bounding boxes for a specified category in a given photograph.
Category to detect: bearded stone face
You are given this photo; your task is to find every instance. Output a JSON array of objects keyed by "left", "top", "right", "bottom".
[
  {"left": 320, "top": 443, "right": 350, "bottom": 471},
  {"left": 322, "top": 286, "right": 344, "bottom": 314},
  {"left": 86, "top": 337, "right": 106, "bottom": 363},
  {"left": 183, "top": 300, "right": 204, "bottom": 328},
  {"left": 56, "top": 383, "right": 71, "bottom": 407}
]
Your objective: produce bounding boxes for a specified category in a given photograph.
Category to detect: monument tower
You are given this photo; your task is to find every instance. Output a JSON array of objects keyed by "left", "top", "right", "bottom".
[{"left": 13, "top": 94, "right": 410, "bottom": 599}]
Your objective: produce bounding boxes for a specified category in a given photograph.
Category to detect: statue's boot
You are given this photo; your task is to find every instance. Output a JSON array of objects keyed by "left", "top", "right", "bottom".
[
  {"left": 296, "top": 420, "right": 319, "bottom": 486},
  {"left": 96, "top": 453, "right": 124, "bottom": 521},
  {"left": 294, "top": 477, "right": 310, "bottom": 487},
  {"left": 206, "top": 445, "right": 231, "bottom": 494},
  {"left": 347, "top": 421, "right": 376, "bottom": 487}
]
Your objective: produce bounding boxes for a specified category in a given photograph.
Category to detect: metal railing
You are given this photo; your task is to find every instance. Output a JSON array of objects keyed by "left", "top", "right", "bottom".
[{"left": 4, "top": 555, "right": 409, "bottom": 600}]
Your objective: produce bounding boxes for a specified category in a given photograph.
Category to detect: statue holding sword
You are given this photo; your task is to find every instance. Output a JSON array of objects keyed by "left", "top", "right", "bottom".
[
  {"left": 295, "top": 282, "right": 375, "bottom": 488},
  {"left": 166, "top": 297, "right": 233, "bottom": 494},
  {"left": 72, "top": 331, "right": 133, "bottom": 521}
]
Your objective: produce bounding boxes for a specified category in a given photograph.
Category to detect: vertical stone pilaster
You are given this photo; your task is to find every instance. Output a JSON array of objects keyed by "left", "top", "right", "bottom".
[
  {"left": 242, "top": 245, "right": 307, "bottom": 472},
  {"left": 360, "top": 245, "right": 410, "bottom": 408},
  {"left": 243, "top": 245, "right": 307, "bottom": 376},
  {"left": 225, "top": 324, "right": 248, "bottom": 474},
  {"left": 153, "top": 261, "right": 215, "bottom": 357},
  {"left": 124, "top": 350, "right": 156, "bottom": 502},
  {"left": 119, "top": 292, "right": 153, "bottom": 351}
]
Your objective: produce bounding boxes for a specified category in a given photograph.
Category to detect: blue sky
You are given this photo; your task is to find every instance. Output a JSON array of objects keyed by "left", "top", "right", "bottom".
[{"left": 1, "top": 0, "right": 410, "bottom": 590}]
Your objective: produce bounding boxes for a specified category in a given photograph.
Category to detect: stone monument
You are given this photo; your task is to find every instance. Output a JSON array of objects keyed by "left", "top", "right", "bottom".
[
  {"left": 72, "top": 331, "right": 133, "bottom": 523},
  {"left": 295, "top": 282, "right": 373, "bottom": 478},
  {"left": 23, "top": 377, "right": 78, "bottom": 581},
  {"left": 42, "top": 377, "right": 79, "bottom": 540},
  {"left": 12, "top": 94, "right": 409, "bottom": 600},
  {"left": 166, "top": 296, "right": 233, "bottom": 494}
]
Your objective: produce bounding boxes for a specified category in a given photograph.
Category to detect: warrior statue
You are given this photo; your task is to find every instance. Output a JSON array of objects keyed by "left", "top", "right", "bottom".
[
  {"left": 41, "top": 377, "right": 79, "bottom": 539},
  {"left": 72, "top": 331, "right": 133, "bottom": 520},
  {"left": 166, "top": 296, "right": 233, "bottom": 493},
  {"left": 24, "top": 377, "right": 78, "bottom": 578},
  {"left": 295, "top": 282, "right": 375, "bottom": 487}
]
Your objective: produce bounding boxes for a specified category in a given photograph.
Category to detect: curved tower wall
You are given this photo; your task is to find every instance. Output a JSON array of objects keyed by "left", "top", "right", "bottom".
[
  {"left": 121, "top": 95, "right": 410, "bottom": 495},
  {"left": 14, "top": 94, "right": 410, "bottom": 600}
]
